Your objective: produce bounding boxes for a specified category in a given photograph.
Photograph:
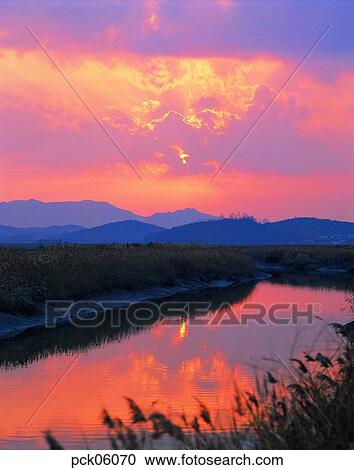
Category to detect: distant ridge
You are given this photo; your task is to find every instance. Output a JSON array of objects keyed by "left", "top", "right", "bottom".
[
  {"left": 0, "top": 199, "right": 214, "bottom": 229},
  {"left": 0, "top": 224, "right": 83, "bottom": 243},
  {"left": 61, "top": 220, "right": 165, "bottom": 244},
  {"left": 146, "top": 217, "right": 354, "bottom": 245},
  {"left": 0, "top": 199, "right": 135, "bottom": 228},
  {"left": 0, "top": 200, "right": 352, "bottom": 245},
  {"left": 137, "top": 208, "right": 214, "bottom": 228}
]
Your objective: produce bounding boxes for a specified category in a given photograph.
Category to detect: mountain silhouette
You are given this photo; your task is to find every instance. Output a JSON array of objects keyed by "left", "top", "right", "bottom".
[
  {"left": 0, "top": 200, "right": 353, "bottom": 245},
  {"left": 0, "top": 224, "right": 83, "bottom": 243},
  {"left": 146, "top": 217, "right": 354, "bottom": 245},
  {"left": 0, "top": 199, "right": 135, "bottom": 228},
  {"left": 138, "top": 208, "right": 214, "bottom": 228},
  {"left": 60, "top": 220, "right": 166, "bottom": 243},
  {"left": 0, "top": 199, "right": 213, "bottom": 228}
]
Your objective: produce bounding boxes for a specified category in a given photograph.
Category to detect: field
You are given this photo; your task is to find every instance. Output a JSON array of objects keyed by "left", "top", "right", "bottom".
[{"left": 1, "top": 244, "right": 353, "bottom": 315}]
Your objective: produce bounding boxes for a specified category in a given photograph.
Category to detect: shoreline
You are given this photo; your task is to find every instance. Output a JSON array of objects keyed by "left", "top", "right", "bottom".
[
  {"left": 1, "top": 263, "right": 353, "bottom": 340},
  {"left": 0, "top": 273, "right": 270, "bottom": 339},
  {"left": 1, "top": 242, "right": 353, "bottom": 341}
]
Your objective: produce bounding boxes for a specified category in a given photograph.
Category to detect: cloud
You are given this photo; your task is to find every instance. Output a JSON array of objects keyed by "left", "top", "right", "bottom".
[
  {"left": 0, "top": 1, "right": 352, "bottom": 62},
  {"left": 0, "top": 0, "right": 352, "bottom": 219},
  {"left": 0, "top": 50, "right": 353, "bottom": 179},
  {"left": 0, "top": 0, "right": 354, "bottom": 60}
]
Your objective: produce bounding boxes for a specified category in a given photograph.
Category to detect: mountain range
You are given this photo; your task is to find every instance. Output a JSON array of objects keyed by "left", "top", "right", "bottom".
[
  {"left": 0, "top": 217, "right": 353, "bottom": 246},
  {"left": 61, "top": 220, "right": 166, "bottom": 244},
  {"left": 0, "top": 199, "right": 213, "bottom": 228},
  {"left": 0, "top": 224, "right": 83, "bottom": 243},
  {"left": 0, "top": 200, "right": 353, "bottom": 245},
  {"left": 146, "top": 217, "right": 354, "bottom": 245}
]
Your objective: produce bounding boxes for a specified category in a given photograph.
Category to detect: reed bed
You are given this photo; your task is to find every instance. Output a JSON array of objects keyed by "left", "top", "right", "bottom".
[
  {"left": 0, "top": 244, "right": 254, "bottom": 314},
  {"left": 241, "top": 245, "right": 354, "bottom": 272},
  {"left": 1, "top": 244, "right": 352, "bottom": 315}
]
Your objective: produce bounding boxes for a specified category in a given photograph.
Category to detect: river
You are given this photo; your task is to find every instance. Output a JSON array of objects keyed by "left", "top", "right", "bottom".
[{"left": 0, "top": 273, "right": 351, "bottom": 449}]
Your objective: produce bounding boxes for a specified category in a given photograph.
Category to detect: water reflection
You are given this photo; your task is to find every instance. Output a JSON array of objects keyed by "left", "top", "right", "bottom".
[
  {"left": 0, "top": 274, "right": 351, "bottom": 449},
  {"left": 0, "top": 282, "right": 256, "bottom": 370}
]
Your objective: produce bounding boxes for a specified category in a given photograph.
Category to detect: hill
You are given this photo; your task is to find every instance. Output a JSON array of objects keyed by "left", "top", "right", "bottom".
[
  {"left": 0, "top": 199, "right": 214, "bottom": 229},
  {"left": 61, "top": 220, "right": 166, "bottom": 244},
  {"left": 146, "top": 217, "right": 354, "bottom": 245},
  {"left": 0, "top": 199, "right": 135, "bottom": 228},
  {"left": 138, "top": 208, "right": 215, "bottom": 228},
  {"left": 0, "top": 224, "right": 83, "bottom": 243}
]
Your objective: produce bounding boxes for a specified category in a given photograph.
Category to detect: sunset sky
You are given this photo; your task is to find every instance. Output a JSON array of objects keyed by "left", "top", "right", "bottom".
[{"left": 0, "top": 0, "right": 353, "bottom": 220}]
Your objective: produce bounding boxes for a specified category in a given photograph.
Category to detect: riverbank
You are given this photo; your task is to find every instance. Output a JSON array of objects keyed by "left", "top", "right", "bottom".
[
  {"left": 0, "top": 244, "right": 254, "bottom": 316},
  {"left": 240, "top": 245, "right": 354, "bottom": 273},
  {"left": 0, "top": 277, "right": 255, "bottom": 339},
  {"left": 0, "top": 274, "right": 352, "bottom": 448},
  {"left": 1, "top": 244, "right": 353, "bottom": 339}
]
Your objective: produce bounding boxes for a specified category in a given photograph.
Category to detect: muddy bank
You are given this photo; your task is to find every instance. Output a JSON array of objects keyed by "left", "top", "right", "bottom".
[{"left": 0, "top": 273, "right": 269, "bottom": 339}]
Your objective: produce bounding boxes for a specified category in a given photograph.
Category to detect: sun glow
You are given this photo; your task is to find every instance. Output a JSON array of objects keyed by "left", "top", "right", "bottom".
[
  {"left": 179, "top": 319, "right": 188, "bottom": 339},
  {"left": 171, "top": 144, "right": 191, "bottom": 165}
]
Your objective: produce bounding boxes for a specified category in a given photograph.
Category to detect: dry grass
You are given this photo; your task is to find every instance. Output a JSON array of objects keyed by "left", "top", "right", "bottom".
[
  {"left": 1, "top": 244, "right": 353, "bottom": 315},
  {"left": 241, "top": 245, "right": 354, "bottom": 272},
  {"left": 0, "top": 244, "right": 254, "bottom": 314}
]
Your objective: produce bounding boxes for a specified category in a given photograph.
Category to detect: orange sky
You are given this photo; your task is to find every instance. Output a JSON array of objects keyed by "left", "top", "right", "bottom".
[{"left": 0, "top": 1, "right": 353, "bottom": 219}]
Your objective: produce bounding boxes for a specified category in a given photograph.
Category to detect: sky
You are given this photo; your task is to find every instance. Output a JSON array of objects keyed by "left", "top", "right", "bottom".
[{"left": 0, "top": 0, "right": 353, "bottom": 220}]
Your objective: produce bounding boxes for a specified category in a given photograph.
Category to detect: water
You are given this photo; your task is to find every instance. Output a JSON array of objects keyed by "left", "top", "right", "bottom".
[{"left": 0, "top": 274, "right": 351, "bottom": 449}]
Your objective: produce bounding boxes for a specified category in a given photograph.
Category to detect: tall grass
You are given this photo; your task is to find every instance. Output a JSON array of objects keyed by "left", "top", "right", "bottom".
[
  {"left": 241, "top": 245, "right": 354, "bottom": 272},
  {"left": 1, "top": 244, "right": 352, "bottom": 315},
  {"left": 0, "top": 244, "right": 254, "bottom": 314}
]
